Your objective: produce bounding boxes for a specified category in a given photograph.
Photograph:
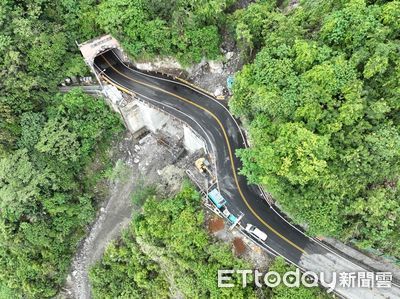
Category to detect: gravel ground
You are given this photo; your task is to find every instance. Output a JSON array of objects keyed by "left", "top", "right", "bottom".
[
  {"left": 59, "top": 129, "right": 270, "bottom": 299},
  {"left": 59, "top": 22, "right": 266, "bottom": 298},
  {"left": 59, "top": 132, "right": 198, "bottom": 299},
  {"left": 133, "top": 50, "right": 242, "bottom": 100}
]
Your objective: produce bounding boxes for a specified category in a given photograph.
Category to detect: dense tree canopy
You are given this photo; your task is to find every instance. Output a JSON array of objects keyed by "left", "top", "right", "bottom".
[
  {"left": 90, "top": 185, "right": 258, "bottom": 298},
  {"left": 0, "top": 1, "right": 123, "bottom": 297},
  {"left": 0, "top": 0, "right": 95, "bottom": 156},
  {"left": 0, "top": 0, "right": 230, "bottom": 155},
  {"left": 268, "top": 257, "right": 329, "bottom": 299},
  {"left": 230, "top": 0, "right": 400, "bottom": 256},
  {"left": 96, "top": 0, "right": 235, "bottom": 64},
  {"left": 0, "top": 90, "right": 120, "bottom": 297},
  {"left": 1, "top": 0, "right": 398, "bottom": 296},
  {"left": 90, "top": 185, "right": 328, "bottom": 298},
  {"left": 1, "top": 0, "right": 229, "bottom": 296}
]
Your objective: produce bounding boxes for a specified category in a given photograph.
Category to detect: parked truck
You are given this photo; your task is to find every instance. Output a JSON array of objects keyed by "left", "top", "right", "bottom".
[
  {"left": 208, "top": 188, "right": 226, "bottom": 209},
  {"left": 207, "top": 188, "right": 242, "bottom": 228}
]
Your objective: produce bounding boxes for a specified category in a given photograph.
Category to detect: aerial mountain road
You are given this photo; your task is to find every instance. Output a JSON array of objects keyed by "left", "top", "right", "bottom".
[{"left": 94, "top": 50, "right": 400, "bottom": 298}]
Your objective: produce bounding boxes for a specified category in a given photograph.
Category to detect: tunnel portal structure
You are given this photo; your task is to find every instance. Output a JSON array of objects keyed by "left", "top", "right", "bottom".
[
  {"left": 78, "top": 34, "right": 127, "bottom": 86},
  {"left": 78, "top": 35, "right": 206, "bottom": 153}
]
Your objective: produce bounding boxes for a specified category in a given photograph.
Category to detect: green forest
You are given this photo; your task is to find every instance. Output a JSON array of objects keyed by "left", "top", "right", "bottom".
[
  {"left": 90, "top": 185, "right": 327, "bottom": 299},
  {"left": 89, "top": 185, "right": 256, "bottom": 298},
  {"left": 0, "top": 1, "right": 122, "bottom": 296},
  {"left": 1, "top": 0, "right": 399, "bottom": 297},
  {"left": 230, "top": 0, "right": 400, "bottom": 257},
  {"left": 0, "top": 0, "right": 235, "bottom": 296}
]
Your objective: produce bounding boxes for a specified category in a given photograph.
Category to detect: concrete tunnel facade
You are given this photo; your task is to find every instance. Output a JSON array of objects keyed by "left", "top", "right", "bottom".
[{"left": 78, "top": 35, "right": 207, "bottom": 154}]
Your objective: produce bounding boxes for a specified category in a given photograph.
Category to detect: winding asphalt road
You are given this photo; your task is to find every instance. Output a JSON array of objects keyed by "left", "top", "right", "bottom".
[{"left": 93, "top": 50, "right": 400, "bottom": 298}]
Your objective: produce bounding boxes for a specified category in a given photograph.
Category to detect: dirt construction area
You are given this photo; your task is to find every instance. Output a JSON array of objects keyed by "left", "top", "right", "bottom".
[
  {"left": 60, "top": 131, "right": 204, "bottom": 299},
  {"left": 59, "top": 127, "right": 271, "bottom": 299}
]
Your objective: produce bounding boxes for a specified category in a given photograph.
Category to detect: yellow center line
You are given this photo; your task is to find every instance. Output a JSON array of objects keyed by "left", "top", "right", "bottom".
[{"left": 100, "top": 55, "right": 307, "bottom": 255}]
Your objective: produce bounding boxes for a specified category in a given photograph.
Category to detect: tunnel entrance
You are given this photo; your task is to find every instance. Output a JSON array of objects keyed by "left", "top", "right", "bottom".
[{"left": 78, "top": 34, "right": 125, "bottom": 84}]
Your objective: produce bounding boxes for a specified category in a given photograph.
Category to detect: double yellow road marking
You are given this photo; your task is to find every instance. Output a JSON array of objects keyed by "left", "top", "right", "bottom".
[{"left": 99, "top": 55, "right": 307, "bottom": 255}]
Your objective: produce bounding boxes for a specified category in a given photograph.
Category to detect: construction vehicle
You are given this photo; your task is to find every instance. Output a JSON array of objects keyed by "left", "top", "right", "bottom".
[
  {"left": 208, "top": 188, "right": 226, "bottom": 208},
  {"left": 195, "top": 157, "right": 211, "bottom": 174},
  {"left": 207, "top": 188, "right": 243, "bottom": 229}
]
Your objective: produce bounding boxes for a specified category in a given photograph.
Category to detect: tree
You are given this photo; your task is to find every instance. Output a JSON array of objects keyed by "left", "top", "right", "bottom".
[
  {"left": 0, "top": 0, "right": 233, "bottom": 295},
  {"left": 96, "top": 0, "right": 231, "bottom": 64},
  {"left": 36, "top": 117, "right": 80, "bottom": 163},
  {"left": 230, "top": 0, "right": 400, "bottom": 256},
  {"left": 268, "top": 257, "right": 329, "bottom": 299},
  {"left": 90, "top": 185, "right": 258, "bottom": 298},
  {"left": 0, "top": 89, "right": 120, "bottom": 297},
  {"left": 0, "top": 149, "right": 41, "bottom": 222}
]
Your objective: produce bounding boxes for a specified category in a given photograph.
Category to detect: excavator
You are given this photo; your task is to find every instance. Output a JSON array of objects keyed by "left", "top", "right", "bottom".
[{"left": 195, "top": 157, "right": 211, "bottom": 175}]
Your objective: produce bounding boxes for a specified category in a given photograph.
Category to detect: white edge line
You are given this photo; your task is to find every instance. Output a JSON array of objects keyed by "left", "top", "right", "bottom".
[
  {"left": 110, "top": 49, "right": 248, "bottom": 146},
  {"left": 94, "top": 64, "right": 220, "bottom": 192},
  {"left": 98, "top": 68, "right": 306, "bottom": 273},
  {"left": 100, "top": 54, "right": 395, "bottom": 274},
  {"left": 96, "top": 65, "right": 285, "bottom": 260},
  {"left": 96, "top": 56, "right": 400, "bottom": 288},
  {"left": 109, "top": 51, "right": 332, "bottom": 240}
]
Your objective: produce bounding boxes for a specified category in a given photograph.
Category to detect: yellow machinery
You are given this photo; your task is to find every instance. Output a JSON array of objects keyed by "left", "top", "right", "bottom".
[{"left": 195, "top": 157, "right": 210, "bottom": 173}]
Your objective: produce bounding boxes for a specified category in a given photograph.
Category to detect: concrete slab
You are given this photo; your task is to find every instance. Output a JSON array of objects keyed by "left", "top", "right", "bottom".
[{"left": 78, "top": 35, "right": 122, "bottom": 66}]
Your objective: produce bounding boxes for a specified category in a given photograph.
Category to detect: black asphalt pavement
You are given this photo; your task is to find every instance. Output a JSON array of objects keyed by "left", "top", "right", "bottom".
[
  {"left": 94, "top": 50, "right": 331, "bottom": 265},
  {"left": 89, "top": 50, "right": 400, "bottom": 298}
]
